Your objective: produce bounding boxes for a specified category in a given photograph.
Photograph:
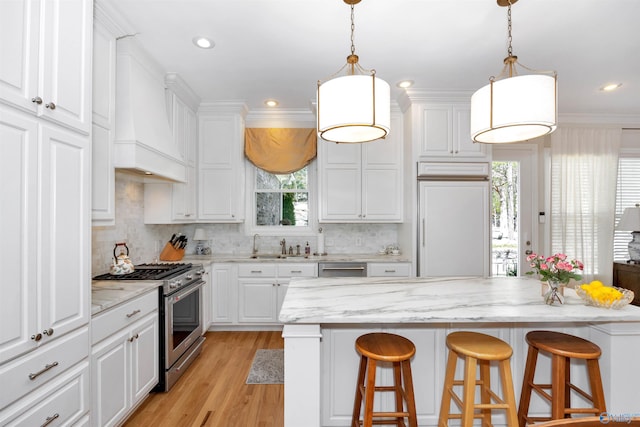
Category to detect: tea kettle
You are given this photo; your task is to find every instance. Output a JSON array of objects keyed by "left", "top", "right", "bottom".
[{"left": 110, "top": 242, "right": 135, "bottom": 275}]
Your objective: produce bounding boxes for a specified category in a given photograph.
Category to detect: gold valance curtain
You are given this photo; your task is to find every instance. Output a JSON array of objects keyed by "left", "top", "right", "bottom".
[{"left": 244, "top": 128, "right": 317, "bottom": 174}]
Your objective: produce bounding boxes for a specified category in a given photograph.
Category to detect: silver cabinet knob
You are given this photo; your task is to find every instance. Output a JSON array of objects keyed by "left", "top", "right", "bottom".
[
  {"left": 31, "top": 96, "right": 43, "bottom": 104},
  {"left": 31, "top": 333, "right": 42, "bottom": 342},
  {"left": 43, "top": 328, "right": 54, "bottom": 336},
  {"left": 45, "top": 102, "right": 56, "bottom": 110}
]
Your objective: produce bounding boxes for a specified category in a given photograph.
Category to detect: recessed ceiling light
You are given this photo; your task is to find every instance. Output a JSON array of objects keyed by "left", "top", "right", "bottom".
[
  {"left": 264, "top": 99, "right": 279, "bottom": 107},
  {"left": 192, "top": 36, "right": 214, "bottom": 49},
  {"left": 396, "top": 80, "right": 414, "bottom": 89},
  {"left": 601, "top": 83, "right": 622, "bottom": 92}
]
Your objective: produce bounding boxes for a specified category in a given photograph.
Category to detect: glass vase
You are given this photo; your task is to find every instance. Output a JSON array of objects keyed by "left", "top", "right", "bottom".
[{"left": 542, "top": 279, "right": 565, "bottom": 305}]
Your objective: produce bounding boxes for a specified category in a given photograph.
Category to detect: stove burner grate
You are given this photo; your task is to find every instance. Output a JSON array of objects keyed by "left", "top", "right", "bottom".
[{"left": 93, "top": 263, "right": 193, "bottom": 281}]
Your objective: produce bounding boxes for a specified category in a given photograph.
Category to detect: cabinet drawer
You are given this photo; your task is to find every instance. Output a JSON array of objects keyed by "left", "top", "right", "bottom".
[
  {"left": 238, "top": 263, "right": 277, "bottom": 277},
  {"left": 277, "top": 263, "right": 318, "bottom": 278},
  {"left": 92, "top": 290, "right": 158, "bottom": 345},
  {"left": 0, "top": 361, "right": 89, "bottom": 426},
  {"left": 368, "top": 263, "right": 411, "bottom": 277},
  {"left": 0, "top": 327, "right": 89, "bottom": 410}
]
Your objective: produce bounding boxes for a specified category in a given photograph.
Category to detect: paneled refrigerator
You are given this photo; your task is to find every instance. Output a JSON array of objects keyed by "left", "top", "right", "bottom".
[{"left": 417, "top": 162, "right": 491, "bottom": 277}]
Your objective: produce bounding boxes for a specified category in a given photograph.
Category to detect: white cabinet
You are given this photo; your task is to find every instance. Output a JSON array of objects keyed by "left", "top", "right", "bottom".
[
  {"left": 237, "top": 263, "right": 317, "bottom": 324},
  {"left": 91, "top": 14, "right": 117, "bottom": 224},
  {"left": 418, "top": 178, "right": 490, "bottom": 277},
  {"left": 0, "top": 0, "right": 92, "bottom": 134},
  {"left": 144, "top": 76, "right": 199, "bottom": 223},
  {"left": 211, "top": 263, "right": 237, "bottom": 324},
  {"left": 319, "top": 113, "right": 403, "bottom": 222},
  {"left": 367, "top": 262, "right": 412, "bottom": 277},
  {"left": 0, "top": 106, "right": 91, "bottom": 363},
  {"left": 417, "top": 103, "right": 490, "bottom": 161},
  {"left": 91, "top": 291, "right": 159, "bottom": 427},
  {"left": 198, "top": 103, "right": 247, "bottom": 222}
]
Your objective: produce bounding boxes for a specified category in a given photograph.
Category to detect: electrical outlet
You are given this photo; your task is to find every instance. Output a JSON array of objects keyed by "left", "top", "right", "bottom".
[{"left": 355, "top": 237, "right": 362, "bottom": 246}]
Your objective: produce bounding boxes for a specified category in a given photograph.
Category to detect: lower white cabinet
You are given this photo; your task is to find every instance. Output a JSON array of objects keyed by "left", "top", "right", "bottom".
[
  {"left": 91, "top": 291, "right": 159, "bottom": 427},
  {"left": 237, "top": 263, "right": 317, "bottom": 324},
  {"left": 368, "top": 262, "right": 412, "bottom": 277},
  {"left": 211, "top": 263, "right": 237, "bottom": 324}
]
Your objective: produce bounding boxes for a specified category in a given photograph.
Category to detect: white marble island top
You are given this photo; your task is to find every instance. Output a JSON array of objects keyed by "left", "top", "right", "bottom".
[{"left": 279, "top": 276, "right": 640, "bottom": 324}]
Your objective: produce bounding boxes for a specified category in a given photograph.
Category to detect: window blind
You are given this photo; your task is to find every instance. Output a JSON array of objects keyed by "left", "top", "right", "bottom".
[{"left": 614, "top": 156, "right": 640, "bottom": 260}]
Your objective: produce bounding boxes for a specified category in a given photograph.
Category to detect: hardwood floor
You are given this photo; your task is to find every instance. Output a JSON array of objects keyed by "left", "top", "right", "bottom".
[{"left": 124, "top": 331, "right": 285, "bottom": 427}]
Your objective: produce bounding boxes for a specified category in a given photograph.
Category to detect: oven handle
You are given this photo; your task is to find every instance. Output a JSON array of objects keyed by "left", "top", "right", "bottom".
[{"left": 169, "top": 279, "right": 205, "bottom": 301}]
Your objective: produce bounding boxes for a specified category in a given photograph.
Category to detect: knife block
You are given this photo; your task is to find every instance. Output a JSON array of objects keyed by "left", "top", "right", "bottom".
[{"left": 159, "top": 242, "right": 185, "bottom": 261}]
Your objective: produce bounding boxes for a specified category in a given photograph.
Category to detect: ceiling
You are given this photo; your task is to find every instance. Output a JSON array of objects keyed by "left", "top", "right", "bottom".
[{"left": 101, "top": 0, "right": 640, "bottom": 118}]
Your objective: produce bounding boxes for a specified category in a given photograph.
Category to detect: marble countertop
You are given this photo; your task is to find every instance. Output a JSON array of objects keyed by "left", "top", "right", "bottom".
[
  {"left": 184, "top": 253, "right": 411, "bottom": 263},
  {"left": 91, "top": 280, "right": 161, "bottom": 315},
  {"left": 279, "top": 276, "right": 640, "bottom": 324}
]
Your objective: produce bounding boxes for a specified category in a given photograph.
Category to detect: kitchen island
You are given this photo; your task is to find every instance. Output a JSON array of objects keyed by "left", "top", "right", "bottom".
[{"left": 279, "top": 276, "right": 640, "bottom": 427}]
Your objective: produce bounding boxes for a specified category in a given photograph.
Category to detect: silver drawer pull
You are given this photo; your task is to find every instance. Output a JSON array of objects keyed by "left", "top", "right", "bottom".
[
  {"left": 290, "top": 270, "right": 302, "bottom": 273},
  {"left": 128, "top": 333, "right": 139, "bottom": 342},
  {"left": 385, "top": 270, "right": 396, "bottom": 273},
  {"left": 250, "top": 270, "right": 262, "bottom": 273},
  {"left": 126, "top": 309, "right": 141, "bottom": 318},
  {"left": 29, "top": 361, "right": 59, "bottom": 380},
  {"left": 40, "top": 413, "right": 59, "bottom": 427}
]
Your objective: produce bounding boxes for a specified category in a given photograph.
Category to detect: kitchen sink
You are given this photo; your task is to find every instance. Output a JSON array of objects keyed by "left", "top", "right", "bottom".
[{"left": 249, "top": 254, "right": 287, "bottom": 259}]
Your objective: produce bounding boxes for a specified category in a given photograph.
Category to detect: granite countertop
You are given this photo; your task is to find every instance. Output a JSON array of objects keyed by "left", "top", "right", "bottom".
[
  {"left": 91, "top": 280, "right": 161, "bottom": 316},
  {"left": 279, "top": 276, "right": 640, "bottom": 324},
  {"left": 184, "top": 253, "right": 411, "bottom": 263}
]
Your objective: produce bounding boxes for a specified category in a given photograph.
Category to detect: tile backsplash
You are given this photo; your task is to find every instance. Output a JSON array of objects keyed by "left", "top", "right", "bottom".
[{"left": 92, "top": 172, "right": 400, "bottom": 275}]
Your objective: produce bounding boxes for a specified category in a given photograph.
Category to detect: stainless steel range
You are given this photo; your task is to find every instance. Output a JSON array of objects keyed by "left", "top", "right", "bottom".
[{"left": 93, "top": 262, "right": 206, "bottom": 391}]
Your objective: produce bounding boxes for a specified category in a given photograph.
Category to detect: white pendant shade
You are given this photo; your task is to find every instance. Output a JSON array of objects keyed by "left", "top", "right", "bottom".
[
  {"left": 470, "top": 74, "right": 557, "bottom": 144},
  {"left": 317, "top": 74, "right": 390, "bottom": 143}
]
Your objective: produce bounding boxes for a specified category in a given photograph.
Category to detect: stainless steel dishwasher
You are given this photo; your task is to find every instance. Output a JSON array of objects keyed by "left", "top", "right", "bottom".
[{"left": 318, "top": 261, "right": 367, "bottom": 277}]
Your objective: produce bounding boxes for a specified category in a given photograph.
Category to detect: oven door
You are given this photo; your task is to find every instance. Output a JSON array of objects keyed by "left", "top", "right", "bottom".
[{"left": 165, "top": 279, "right": 205, "bottom": 368}]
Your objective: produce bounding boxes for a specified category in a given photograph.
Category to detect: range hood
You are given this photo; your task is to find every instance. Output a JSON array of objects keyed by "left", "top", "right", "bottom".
[{"left": 113, "top": 37, "right": 186, "bottom": 182}]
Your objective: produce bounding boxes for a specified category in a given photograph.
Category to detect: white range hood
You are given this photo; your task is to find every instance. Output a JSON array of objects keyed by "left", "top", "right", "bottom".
[{"left": 113, "top": 37, "right": 186, "bottom": 182}]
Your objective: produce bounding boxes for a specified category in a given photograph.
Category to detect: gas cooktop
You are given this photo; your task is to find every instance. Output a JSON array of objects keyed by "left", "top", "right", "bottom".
[{"left": 93, "top": 263, "right": 193, "bottom": 281}]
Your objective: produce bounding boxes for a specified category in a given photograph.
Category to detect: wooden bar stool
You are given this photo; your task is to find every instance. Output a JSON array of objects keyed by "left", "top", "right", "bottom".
[
  {"left": 518, "top": 331, "right": 606, "bottom": 427},
  {"left": 352, "top": 332, "right": 418, "bottom": 427},
  {"left": 438, "top": 331, "right": 519, "bottom": 427}
]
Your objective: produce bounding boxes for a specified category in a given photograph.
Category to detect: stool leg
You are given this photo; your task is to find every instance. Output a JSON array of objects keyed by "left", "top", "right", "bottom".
[
  {"left": 352, "top": 355, "right": 367, "bottom": 427},
  {"left": 439, "top": 350, "right": 458, "bottom": 427},
  {"left": 393, "top": 362, "right": 406, "bottom": 427},
  {"left": 564, "top": 357, "right": 571, "bottom": 416},
  {"left": 587, "top": 359, "right": 606, "bottom": 414},
  {"left": 462, "top": 355, "right": 477, "bottom": 427},
  {"left": 518, "top": 346, "right": 539, "bottom": 427},
  {"left": 401, "top": 359, "right": 419, "bottom": 427},
  {"left": 499, "top": 358, "right": 519, "bottom": 427},
  {"left": 551, "top": 354, "right": 567, "bottom": 420},
  {"left": 479, "top": 359, "right": 492, "bottom": 427},
  {"left": 363, "top": 358, "right": 377, "bottom": 427}
]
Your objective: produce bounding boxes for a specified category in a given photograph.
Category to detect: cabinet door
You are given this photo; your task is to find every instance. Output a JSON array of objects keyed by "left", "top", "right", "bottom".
[
  {"left": 419, "top": 105, "right": 452, "bottom": 158},
  {"left": 211, "top": 264, "right": 236, "bottom": 324},
  {"left": 276, "top": 281, "right": 289, "bottom": 320},
  {"left": 91, "top": 124, "right": 115, "bottom": 223},
  {"left": 198, "top": 114, "right": 245, "bottom": 222},
  {"left": 238, "top": 279, "right": 277, "bottom": 323},
  {"left": 91, "top": 333, "right": 129, "bottom": 427},
  {"left": 0, "top": 108, "right": 39, "bottom": 361},
  {"left": 362, "top": 130, "right": 402, "bottom": 221},
  {"left": 453, "top": 106, "right": 490, "bottom": 159},
  {"left": 130, "top": 314, "right": 159, "bottom": 404},
  {"left": 419, "top": 180, "right": 490, "bottom": 277},
  {"left": 319, "top": 142, "right": 361, "bottom": 221},
  {"left": 39, "top": 124, "right": 90, "bottom": 339},
  {"left": 39, "top": 0, "right": 92, "bottom": 133},
  {"left": 0, "top": 0, "right": 41, "bottom": 113}
]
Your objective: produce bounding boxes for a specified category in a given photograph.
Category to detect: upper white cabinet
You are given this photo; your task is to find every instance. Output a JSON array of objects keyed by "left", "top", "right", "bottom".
[
  {"left": 198, "top": 103, "right": 248, "bottom": 222},
  {"left": 143, "top": 75, "right": 199, "bottom": 224},
  {"left": 416, "top": 103, "right": 491, "bottom": 161},
  {"left": 91, "top": 12, "right": 117, "bottom": 225},
  {"left": 0, "top": 0, "right": 92, "bottom": 134},
  {"left": 319, "top": 112, "right": 403, "bottom": 222}
]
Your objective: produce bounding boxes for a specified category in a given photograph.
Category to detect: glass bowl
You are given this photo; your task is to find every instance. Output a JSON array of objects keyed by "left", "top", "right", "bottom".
[{"left": 574, "top": 286, "right": 634, "bottom": 309}]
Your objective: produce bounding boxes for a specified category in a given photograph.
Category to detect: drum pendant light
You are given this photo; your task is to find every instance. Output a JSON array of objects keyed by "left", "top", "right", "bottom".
[
  {"left": 317, "top": 0, "right": 390, "bottom": 144},
  {"left": 470, "top": 0, "right": 557, "bottom": 144}
]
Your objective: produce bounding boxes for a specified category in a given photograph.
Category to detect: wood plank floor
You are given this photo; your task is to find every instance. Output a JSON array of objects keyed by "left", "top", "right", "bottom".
[{"left": 123, "top": 331, "right": 284, "bottom": 427}]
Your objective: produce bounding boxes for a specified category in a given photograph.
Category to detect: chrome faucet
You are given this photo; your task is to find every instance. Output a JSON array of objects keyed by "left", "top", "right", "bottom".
[
  {"left": 280, "top": 238, "right": 286, "bottom": 255},
  {"left": 253, "top": 234, "right": 260, "bottom": 255}
]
